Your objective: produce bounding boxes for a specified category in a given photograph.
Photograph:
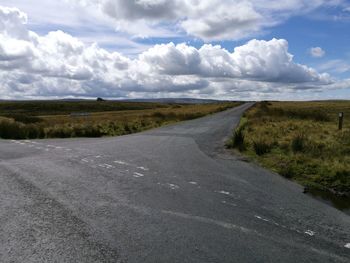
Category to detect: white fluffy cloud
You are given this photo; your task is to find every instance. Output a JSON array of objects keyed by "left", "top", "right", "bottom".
[
  {"left": 140, "top": 40, "right": 331, "bottom": 84},
  {"left": 310, "top": 47, "right": 326, "bottom": 58},
  {"left": 76, "top": 0, "right": 345, "bottom": 41},
  {"left": 0, "top": 6, "right": 343, "bottom": 100}
]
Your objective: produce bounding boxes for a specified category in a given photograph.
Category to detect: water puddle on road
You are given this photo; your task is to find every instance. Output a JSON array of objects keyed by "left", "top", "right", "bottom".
[{"left": 306, "top": 189, "right": 350, "bottom": 216}]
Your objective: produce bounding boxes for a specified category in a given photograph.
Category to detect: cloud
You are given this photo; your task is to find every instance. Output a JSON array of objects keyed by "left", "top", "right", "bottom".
[
  {"left": 139, "top": 39, "right": 331, "bottom": 83},
  {"left": 310, "top": 46, "right": 326, "bottom": 58},
  {"left": 76, "top": 0, "right": 346, "bottom": 41},
  {"left": 0, "top": 5, "right": 342, "bottom": 100},
  {"left": 180, "top": 1, "right": 263, "bottom": 41},
  {"left": 318, "top": 59, "right": 350, "bottom": 74}
]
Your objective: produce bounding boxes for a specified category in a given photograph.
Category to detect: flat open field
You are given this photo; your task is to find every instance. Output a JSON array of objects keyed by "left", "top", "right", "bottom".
[
  {"left": 0, "top": 101, "right": 241, "bottom": 139},
  {"left": 228, "top": 101, "right": 350, "bottom": 199}
]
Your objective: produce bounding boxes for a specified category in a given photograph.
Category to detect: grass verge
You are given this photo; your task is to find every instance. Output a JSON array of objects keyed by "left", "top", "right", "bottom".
[
  {"left": 0, "top": 101, "right": 241, "bottom": 139},
  {"left": 227, "top": 101, "right": 350, "bottom": 197}
]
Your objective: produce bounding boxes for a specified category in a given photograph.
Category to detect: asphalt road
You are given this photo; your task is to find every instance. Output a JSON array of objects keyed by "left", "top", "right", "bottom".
[{"left": 0, "top": 103, "right": 349, "bottom": 263}]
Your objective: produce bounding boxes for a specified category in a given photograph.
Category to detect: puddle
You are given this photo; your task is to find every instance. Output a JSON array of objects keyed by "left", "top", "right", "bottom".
[{"left": 306, "top": 189, "right": 350, "bottom": 216}]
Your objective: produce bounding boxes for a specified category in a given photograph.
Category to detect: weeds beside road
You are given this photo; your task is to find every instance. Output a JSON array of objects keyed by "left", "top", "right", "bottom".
[
  {"left": 0, "top": 101, "right": 240, "bottom": 139},
  {"left": 227, "top": 101, "right": 350, "bottom": 197}
]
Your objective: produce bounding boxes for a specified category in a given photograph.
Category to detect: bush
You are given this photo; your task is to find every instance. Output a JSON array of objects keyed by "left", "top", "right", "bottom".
[
  {"left": 277, "top": 162, "right": 296, "bottom": 179},
  {"left": 267, "top": 108, "right": 330, "bottom": 122},
  {"left": 152, "top": 112, "right": 167, "bottom": 119},
  {"left": 25, "top": 124, "right": 45, "bottom": 138},
  {"left": 45, "top": 126, "right": 74, "bottom": 138},
  {"left": 291, "top": 133, "right": 307, "bottom": 153},
  {"left": 253, "top": 140, "right": 273, "bottom": 155},
  {"left": 231, "top": 128, "right": 245, "bottom": 151},
  {"left": 3, "top": 114, "right": 43, "bottom": 124},
  {"left": 259, "top": 101, "right": 271, "bottom": 111},
  {"left": 0, "top": 120, "right": 23, "bottom": 139}
]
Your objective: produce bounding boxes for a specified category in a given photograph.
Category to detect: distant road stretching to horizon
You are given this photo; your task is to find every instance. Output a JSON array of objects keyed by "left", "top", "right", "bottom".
[{"left": 0, "top": 103, "right": 349, "bottom": 262}]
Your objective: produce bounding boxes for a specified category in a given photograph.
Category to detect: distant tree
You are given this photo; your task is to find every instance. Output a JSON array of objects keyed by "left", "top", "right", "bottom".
[{"left": 97, "top": 97, "right": 106, "bottom": 102}]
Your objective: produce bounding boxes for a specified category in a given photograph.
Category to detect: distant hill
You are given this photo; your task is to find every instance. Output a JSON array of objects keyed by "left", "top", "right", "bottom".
[
  {"left": 120, "top": 98, "right": 234, "bottom": 104},
  {"left": 0, "top": 98, "right": 239, "bottom": 104}
]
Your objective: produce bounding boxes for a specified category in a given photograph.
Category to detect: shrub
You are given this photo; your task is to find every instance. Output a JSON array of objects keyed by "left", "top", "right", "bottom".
[
  {"left": 260, "top": 101, "right": 271, "bottom": 111},
  {"left": 277, "top": 162, "right": 296, "bottom": 179},
  {"left": 252, "top": 102, "right": 270, "bottom": 118},
  {"left": 231, "top": 128, "right": 245, "bottom": 151},
  {"left": 291, "top": 133, "right": 307, "bottom": 153},
  {"left": 0, "top": 120, "right": 23, "bottom": 139},
  {"left": 152, "top": 112, "right": 167, "bottom": 119},
  {"left": 45, "top": 126, "right": 74, "bottom": 138},
  {"left": 25, "top": 124, "right": 45, "bottom": 139},
  {"left": 267, "top": 108, "right": 330, "bottom": 122},
  {"left": 253, "top": 140, "right": 273, "bottom": 155},
  {"left": 3, "top": 114, "right": 43, "bottom": 124}
]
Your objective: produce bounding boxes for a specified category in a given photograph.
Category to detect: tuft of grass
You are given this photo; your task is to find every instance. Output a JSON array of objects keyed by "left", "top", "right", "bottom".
[
  {"left": 253, "top": 140, "right": 273, "bottom": 155},
  {"left": 291, "top": 133, "right": 307, "bottom": 153},
  {"left": 227, "top": 117, "right": 247, "bottom": 151},
  {"left": 232, "top": 128, "right": 245, "bottom": 150},
  {"left": 277, "top": 161, "right": 296, "bottom": 179}
]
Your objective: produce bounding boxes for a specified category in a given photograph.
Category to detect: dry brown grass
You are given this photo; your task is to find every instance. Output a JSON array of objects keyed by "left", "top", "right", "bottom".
[
  {"left": 0, "top": 102, "right": 241, "bottom": 139},
  {"left": 228, "top": 101, "right": 350, "bottom": 196}
]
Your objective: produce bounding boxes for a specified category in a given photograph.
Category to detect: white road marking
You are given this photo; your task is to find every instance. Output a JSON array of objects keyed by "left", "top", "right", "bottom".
[
  {"left": 81, "top": 159, "right": 89, "bottom": 163},
  {"left": 95, "top": 155, "right": 102, "bottom": 158},
  {"left": 216, "top": 190, "right": 230, "bottom": 195},
  {"left": 137, "top": 166, "right": 149, "bottom": 171},
  {"left": 189, "top": 181, "right": 198, "bottom": 185},
  {"left": 162, "top": 212, "right": 350, "bottom": 262},
  {"left": 304, "top": 230, "right": 315, "bottom": 236},
  {"left": 254, "top": 215, "right": 269, "bottom": 222},
  {"left": 167, "top": 183, "right": 179, "bottom": 190},
  {"left": 345, "top": 243, "right": 350, "bottom": 249},
  {"left": 114, "top": 160, "right": 129, "bottom": 165},
  {"left": 133, "top": 172, "right": 145, "bottom": 178},
  {"left": 98, "top": 164, "right": 114, "bottom": 169}
]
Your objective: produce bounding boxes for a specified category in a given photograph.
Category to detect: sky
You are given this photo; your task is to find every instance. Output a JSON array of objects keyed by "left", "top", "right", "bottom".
[{"left": 0, "top": 0, "right": 350, "bottom": 100}]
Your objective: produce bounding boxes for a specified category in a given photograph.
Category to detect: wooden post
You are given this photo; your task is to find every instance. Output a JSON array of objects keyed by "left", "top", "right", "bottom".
[{"left": 339, "top": 112, "right": 344, "bottom": 130}]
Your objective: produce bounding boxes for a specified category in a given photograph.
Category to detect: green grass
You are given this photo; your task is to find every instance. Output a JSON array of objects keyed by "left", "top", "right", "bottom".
[
  {"left": 0, "top": 101, "right": 241, "bottom": 139},
  {"left": 228, "top": 101, "right": 350, "bottom": 196}
]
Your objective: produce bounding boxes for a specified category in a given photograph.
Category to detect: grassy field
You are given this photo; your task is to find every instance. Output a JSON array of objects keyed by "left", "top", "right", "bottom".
[
  {"left": 0, "top": 101, "right": 240, "bottom": 139},
  {"left": 227, "top": 101, "right": 350, "bottom": 197}
]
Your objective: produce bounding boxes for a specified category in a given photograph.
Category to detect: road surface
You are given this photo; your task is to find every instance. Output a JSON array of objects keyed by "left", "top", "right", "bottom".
[{"left": 0, "top": 103, "right": 349, "bottom": 262}]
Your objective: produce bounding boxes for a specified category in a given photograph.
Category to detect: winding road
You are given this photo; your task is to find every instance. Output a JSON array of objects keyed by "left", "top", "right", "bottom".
[{"left": 0, "top": 103, "right": 349, "bottom": 262}]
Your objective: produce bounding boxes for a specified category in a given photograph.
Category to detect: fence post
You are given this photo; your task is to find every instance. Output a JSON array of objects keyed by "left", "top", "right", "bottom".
[{"left": 338, "top": 112, "right": 344, "bottom": 130}]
